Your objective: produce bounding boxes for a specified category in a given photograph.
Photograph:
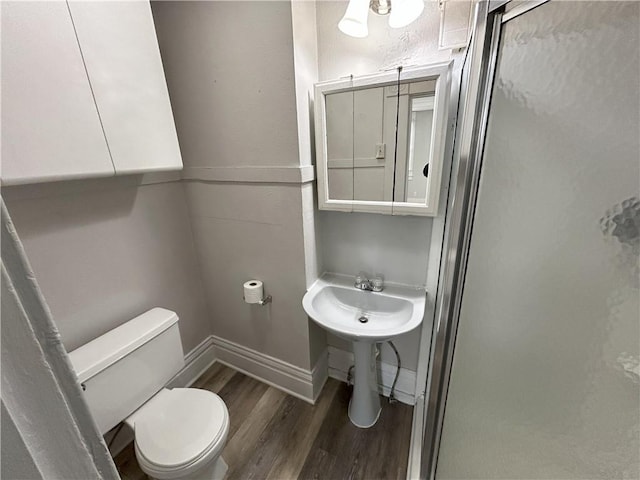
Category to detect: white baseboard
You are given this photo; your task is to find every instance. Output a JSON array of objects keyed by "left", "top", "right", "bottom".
[
  {"left": 327, "top": 346, "right": 417, "bottom": 406},
  {"left": 211, "top": 335, "right": 325, "bottom": 405}
]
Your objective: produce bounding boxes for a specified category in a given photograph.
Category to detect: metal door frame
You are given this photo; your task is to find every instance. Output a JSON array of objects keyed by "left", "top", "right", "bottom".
[{"left": 420, "top": 1, "right": 550, "bottom": 478}]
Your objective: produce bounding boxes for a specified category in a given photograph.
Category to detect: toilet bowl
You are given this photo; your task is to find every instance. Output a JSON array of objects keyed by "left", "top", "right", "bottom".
[
  {"left": 127, "top": 388, "right": 229, "bottom": 480},
  {"left": 69, "top": 308, "right": 230, "bottom": 480}
]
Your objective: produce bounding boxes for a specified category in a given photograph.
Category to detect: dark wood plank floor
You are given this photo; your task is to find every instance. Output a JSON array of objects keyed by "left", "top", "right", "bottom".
[{"left": 116, "top": 363, "right": 413, "bottom": 480}]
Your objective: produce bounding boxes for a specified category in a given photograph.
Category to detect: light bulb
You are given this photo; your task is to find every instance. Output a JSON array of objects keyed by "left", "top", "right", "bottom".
[
  {"left": 338, "top": 0, "right": 370, "bottom": 38},
  {"left": 389, "top": 0, "right": 424, "bottom": 28}
]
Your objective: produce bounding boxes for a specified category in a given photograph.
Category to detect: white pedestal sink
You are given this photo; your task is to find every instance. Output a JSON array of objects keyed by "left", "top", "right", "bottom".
[{"left": 302, "top": 274, "right": 425, "bottom": 427}]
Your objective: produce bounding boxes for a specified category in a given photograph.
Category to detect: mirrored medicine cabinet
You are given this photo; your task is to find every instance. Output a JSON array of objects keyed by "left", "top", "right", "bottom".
[{"left": 314, "top": 62, "right": 452, "bottom": 216}]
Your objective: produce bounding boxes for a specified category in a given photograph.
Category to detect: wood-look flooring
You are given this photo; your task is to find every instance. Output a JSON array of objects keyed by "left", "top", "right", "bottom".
[{"left": 115, "top": 363, "right": 413, "bottom": 480}]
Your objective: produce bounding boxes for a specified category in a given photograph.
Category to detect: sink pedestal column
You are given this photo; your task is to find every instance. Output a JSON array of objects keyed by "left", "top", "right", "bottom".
[{"left": 349, "top": 341, "right": 381, "bottom": 428}]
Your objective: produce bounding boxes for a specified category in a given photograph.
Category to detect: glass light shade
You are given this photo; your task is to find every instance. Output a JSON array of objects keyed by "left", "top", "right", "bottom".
[
  {"left": 338, "top": 0, "right": 370, "bottom": 38},
  {"left": 388, "top": 0, "right": 424, "bottom": 28}
]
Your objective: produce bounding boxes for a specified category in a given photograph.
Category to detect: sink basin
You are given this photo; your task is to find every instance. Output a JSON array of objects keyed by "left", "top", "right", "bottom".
[
  {"left": 302, "top": 274, "right": 426, "bottom": 428},
  {"left": 302, "top": 274, "right": 425, "bottom": 342}
]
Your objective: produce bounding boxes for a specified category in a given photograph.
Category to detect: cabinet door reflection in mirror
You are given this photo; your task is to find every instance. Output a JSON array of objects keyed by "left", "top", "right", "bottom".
[
  {"left": 316, "top": 62, "right": 452, "bottom": 216},
  {"left": 325, "top": 86, "right": 396, "bottom": 202}
]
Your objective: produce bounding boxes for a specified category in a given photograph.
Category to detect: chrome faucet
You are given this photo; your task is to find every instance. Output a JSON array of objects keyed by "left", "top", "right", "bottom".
[{"left": 354, "top": 272, "right": 384, "bottom": 292}]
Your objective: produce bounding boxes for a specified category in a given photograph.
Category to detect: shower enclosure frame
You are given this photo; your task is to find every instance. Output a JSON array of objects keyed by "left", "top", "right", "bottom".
[{"left": 418, "top": 1, "right": 550, "bottom": 478}]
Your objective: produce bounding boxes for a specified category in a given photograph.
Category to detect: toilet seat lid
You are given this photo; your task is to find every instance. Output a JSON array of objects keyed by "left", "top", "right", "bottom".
[{"left": 134, "top": 388, "right": 228, "bottom": 470}]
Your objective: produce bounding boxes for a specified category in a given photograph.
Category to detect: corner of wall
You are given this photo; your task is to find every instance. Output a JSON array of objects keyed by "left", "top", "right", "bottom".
[{"left": 291, "top": 0, "right": 319, "bottom": 168}]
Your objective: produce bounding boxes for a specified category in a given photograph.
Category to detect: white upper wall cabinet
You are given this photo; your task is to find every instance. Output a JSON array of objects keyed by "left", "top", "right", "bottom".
[
  {"left": 1, "top": 0, "right": 182, "bottom": 187},
  {"left": 68, "top": 1, "right": 183, "bottom": 174},
  {"left": 1, "top": 1, "right": 115, "bottom": 186}
]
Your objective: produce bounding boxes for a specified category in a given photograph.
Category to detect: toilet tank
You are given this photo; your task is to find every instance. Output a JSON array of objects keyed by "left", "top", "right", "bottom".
[{"left": 69, "top": 308, "right": 184, "bottom": 435}]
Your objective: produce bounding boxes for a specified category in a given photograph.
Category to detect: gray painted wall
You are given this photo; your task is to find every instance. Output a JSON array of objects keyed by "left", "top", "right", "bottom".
[
  {"left": 3, "top": 175, "right": 211, "bottom": 354},
  {"left": 315, "top": 1, "right": 452, "bottom": 371},
  {"left": 152, "top": 1, "right": 320, "bottom": 371},
  {"left": 152, "top": 1, "right": 300, "bottom": 169},
  {"left": 319, "top": 211, "right": 433, "bottom": 287}
]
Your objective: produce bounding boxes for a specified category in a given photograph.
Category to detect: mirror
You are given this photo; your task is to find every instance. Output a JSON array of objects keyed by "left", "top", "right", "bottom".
[{"left": 315, "top": 62, "right": 452, "bottom": 216}]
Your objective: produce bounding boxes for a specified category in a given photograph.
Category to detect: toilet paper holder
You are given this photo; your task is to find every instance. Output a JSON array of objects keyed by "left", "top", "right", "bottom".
[
  {"left": 258, "top": 295, "right": 272, "bottom": 305},
  {"left": 242, "top": 293, "right": 272, "bottom": 305}
]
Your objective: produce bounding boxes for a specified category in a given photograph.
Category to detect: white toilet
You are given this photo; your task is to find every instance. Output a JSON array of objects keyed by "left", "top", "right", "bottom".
[{"left": 69, "top": 308, "right": 229, "bottom": 480}]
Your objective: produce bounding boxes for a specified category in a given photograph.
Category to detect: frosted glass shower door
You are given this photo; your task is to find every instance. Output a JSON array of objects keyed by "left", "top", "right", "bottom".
[{"left": 436, "top": 2, "right": 639, "bottom": 478}]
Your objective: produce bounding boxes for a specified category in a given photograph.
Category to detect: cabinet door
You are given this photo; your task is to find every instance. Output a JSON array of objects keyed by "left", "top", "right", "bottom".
[
  {"left": 1, "top": 1, "right": 114, "bottom": 186},
  {"left": 68, "top": 1, "right": 183, "bottom": 174}
]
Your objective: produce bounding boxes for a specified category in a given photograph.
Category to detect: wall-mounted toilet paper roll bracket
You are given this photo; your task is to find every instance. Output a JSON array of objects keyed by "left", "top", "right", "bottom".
[{"left": 258, "top": 295, "right": 272, "bottom": 305}]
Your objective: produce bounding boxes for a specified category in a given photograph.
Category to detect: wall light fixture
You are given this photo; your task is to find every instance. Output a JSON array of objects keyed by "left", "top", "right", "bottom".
[{"left": 338, "top": 0, "right": 425, "bottom": 38}]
